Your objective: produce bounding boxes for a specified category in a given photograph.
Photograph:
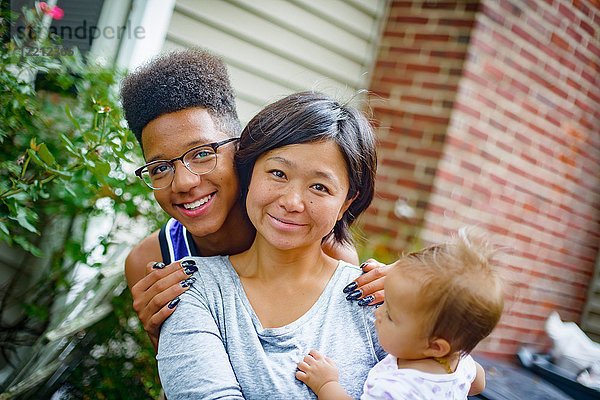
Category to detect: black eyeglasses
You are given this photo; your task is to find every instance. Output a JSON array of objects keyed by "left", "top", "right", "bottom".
[{"left": 135, "top": 137, "right": 238, "bottom": 190}]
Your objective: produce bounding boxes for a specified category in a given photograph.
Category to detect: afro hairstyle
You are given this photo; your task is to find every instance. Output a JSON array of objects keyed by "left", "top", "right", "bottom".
[{"left": 120, "top": 48, "right": 240, "bottom": 147}]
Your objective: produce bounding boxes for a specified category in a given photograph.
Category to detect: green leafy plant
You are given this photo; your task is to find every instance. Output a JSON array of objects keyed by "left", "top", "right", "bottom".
[{"left": 0, "top": 5, "right": 164, "bottom": 399}]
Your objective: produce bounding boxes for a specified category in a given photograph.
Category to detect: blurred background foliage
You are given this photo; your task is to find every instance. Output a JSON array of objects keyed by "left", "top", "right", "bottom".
[{"left": 0, "top": 5, "right": 164, "bottom": 399}]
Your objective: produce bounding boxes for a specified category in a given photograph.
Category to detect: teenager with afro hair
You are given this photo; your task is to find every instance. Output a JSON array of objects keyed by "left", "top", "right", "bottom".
[{"left": 120, "top": 49, "right": 388, "bottom": 352}]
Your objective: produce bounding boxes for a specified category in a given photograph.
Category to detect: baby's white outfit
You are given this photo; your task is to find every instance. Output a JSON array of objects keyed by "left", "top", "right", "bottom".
[{"left": 361, "top": 354, "right": 477, "bottom": 399}]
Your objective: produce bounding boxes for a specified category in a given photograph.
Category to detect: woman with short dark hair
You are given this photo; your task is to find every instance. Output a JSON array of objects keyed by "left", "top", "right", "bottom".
[{"left": 157, "top": 92, "right": 384, "bottom": 399}]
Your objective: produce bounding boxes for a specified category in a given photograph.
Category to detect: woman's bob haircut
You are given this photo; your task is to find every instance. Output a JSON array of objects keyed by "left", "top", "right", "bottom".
[{"left": 235, "top": 91, "right": 377, "bottom": 245}]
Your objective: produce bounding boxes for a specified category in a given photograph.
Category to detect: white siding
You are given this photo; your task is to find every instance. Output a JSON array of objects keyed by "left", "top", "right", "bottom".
[{"left": 162, "top": 0, "right": 389, "bottom": 123}]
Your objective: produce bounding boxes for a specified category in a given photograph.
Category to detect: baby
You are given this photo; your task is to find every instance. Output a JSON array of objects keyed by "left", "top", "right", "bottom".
[{"left": 296, "top": 228, "right": 504, "bottom": 399}]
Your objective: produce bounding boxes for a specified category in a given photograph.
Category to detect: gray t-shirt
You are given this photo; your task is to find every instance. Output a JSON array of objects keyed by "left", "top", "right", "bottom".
[{"left": 157, "top": 255, "right": 386, "bottom": 400}]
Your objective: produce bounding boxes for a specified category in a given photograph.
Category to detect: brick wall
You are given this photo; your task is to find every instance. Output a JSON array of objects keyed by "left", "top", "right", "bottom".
[
  {"left": 365, "top": 0, "right": 600, "bottom": 357},
  {"left": 366, "top": 1, "right": 480, "bottom": 252}
]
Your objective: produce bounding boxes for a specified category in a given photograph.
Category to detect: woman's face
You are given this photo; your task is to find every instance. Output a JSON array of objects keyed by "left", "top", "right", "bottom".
[
  {"left": 141, "top": 107, "right": 239, "bottom": 238},
  {"left": 245, "top": 140, "right": 353, "bottom": 251}
]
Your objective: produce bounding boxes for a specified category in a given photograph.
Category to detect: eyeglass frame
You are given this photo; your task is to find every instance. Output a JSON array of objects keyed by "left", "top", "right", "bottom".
[{"left": 135, "top": 137, "right": 239, "bottom": 190}]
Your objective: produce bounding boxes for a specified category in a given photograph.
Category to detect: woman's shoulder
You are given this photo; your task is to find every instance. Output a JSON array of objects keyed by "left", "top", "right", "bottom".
[{"left": 336, "top": 260, "right": 363, "bottom": 279}]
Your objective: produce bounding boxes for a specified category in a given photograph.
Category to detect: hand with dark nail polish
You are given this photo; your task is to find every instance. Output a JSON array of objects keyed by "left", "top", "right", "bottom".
[
  {"left": 168, "top": 297, "right": 181, "bottom": 309},
  {"left": 183, "top": 265, "right": 198, "bottom": 275},
  {"left": 342, "top": 281, "right": 358, "bottom": 293},
  {"left": 181, "top": 259, "right": 196, "bottom": 268},
  {"left": 152, "top": 262, "right": 166, "bottom": 269},
  {"left": 346, "top": 289, "right": 362, "bottom": 301},
  {"left": 180, "top": 277, "right": 196, "bottom": 288},
  {"left": 358, "top": 295, "right": 374, "bottom": 306}
]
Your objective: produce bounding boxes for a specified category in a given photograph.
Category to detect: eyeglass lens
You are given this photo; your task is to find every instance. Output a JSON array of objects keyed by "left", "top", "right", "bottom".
[{"left": 141, "top": 146, "right": 217, "bottom": 189}]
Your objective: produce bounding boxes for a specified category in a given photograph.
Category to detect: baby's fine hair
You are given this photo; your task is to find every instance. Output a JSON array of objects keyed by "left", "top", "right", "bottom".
[
  {"left": 398, "top": 227, "right": 504, "bottom": 354},
  {"left": 120, "top": 48, "right": 240, "bottom": 148}
]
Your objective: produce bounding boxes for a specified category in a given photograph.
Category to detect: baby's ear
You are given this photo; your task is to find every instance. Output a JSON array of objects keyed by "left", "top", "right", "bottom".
[{"left": 423, "top": 337, "right": 451, "bottom": 358}]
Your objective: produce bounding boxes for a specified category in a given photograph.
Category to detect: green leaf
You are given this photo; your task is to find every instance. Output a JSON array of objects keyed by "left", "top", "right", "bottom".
[
  {"left": 13, "top": 236, "right": 43, "bottom": 257},
  {"left": 0, "top": 220, "right": 9, "bottom": 235},
  {"left": 27, "top": 148, "right": 45, "bottom": 167},
  {"left": 60, "top": 133, "right": 80, "bottom": 156},
  {"left": 65, "top": 103, "right": 81, "bottom": 130},
  {"left": 83, "top": 130, "right": 99, "bottom": 143},
  {"left": 94, "top": 160, "right": 111, "bottom": 177},
  {"left": 13, "top": 208, "right": 39, "bottom": 234},
  {"left": 37, "top": 143, "right": 55, "bottom": 165},
  {"left": 46, "top": 166, "right": 73, "bottom": 178}
]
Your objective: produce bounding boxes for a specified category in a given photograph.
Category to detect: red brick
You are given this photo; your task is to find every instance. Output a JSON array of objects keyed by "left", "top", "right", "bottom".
[
  {"left": 421, "top": 2, "right": 460, "bottom": 10},
  {"left": 482, "top": 3, "right": 506, "bottom": 24},
  {"left": 497, "top": 86, "right": 516, "bottom": 102},
  {"left": 588, "top": 42, "right": 600, "bottom": 58},
  {"left": 543, "top": 63, "right": 561, "bottom": 79},
  {"left": 461, "top": 160, "right": 482, "bottom": 174},
  {"left": 471, "top": 36, "right": 497, "bottom": 56},
  {"left": 468, "top": 126, "right": 488, "bottom": 141},
  {"left": 551, "top": 33, "right": 570, "bottom": 51},
  {"left": 572, "top": 0, "right": 592, "bottom": 17},
  {"left": 514, "top": 132, "right": 532, "bottom": 146},
  {"left": 566, "top": 26, "right": 583, "bottom": 43},
  {"left": 512, "top": 25, "right": 539, "bottom": 46},
  {"left": 413, "top": 33, "right": 451, "bottom": 42},
  {"left": 406, "top": 146, "right": 442, "bottom": 158},
  {"left": 499, "top": 0, "right": 523, "bottom": 16},
  {"left": 582, "top": 69, "right": 597, "bottom": 85},
  {"left": 542, "top": 8, "right": 563, "bottom": 26},
  {"left": 438, "top": 18, "right": 475, "bottom": 27},
  {"left": 394, "top": 16, "right": 429, "bottom": 24},
  {"left": 464, "top": 70, "right": 490, "bottom": 87},
  {"left": 525, "top": 15, "right": 546, "bottom": 35},
  {"left": 484, "top": 62, "right": 505, "bottom": 80},
  {"left": 421, "top": 82, "right": 458, "bottom": 91},
  {"left": 429, "top": 50, "right": 467, "bottom": 59},
  {"left": 520, "top": 48, "right": 538, "bottom": 64},
  {"left": 389, "top": 46, "right": 422, "bottom": 55},
  {"left": 558, "top": 3, "right": 579, "bottom": 24},
  {"left": 492, "top": 30, "right": 515, "bottom": 49},
  {"left": 456, "top": 102, "right": 481, "bottom": 119},
  {"left": 406, "top": 63, "right": 441, "bottom": 74},
  {"left": 437, "top": 170, "right": 464, "bottom": 185},
  {"left": 400, "top": 95, "right": 433, "bottom": 106},
  {"left": 411, "top": 113, "right": 450, "bottom": 125}
]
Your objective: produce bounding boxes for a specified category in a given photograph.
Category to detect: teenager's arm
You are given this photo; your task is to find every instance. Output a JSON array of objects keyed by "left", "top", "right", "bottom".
[
  {"left": 125, "top": 231, "right": 190, "bottom": 352},
  {"left": 468, "top": 361, "right": 486, "bottom": 396}
]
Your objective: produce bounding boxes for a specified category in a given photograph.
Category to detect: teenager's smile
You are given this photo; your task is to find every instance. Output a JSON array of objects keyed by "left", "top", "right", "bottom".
[{"left": 140, "top": 107, "right": 240, "bottom": 238}]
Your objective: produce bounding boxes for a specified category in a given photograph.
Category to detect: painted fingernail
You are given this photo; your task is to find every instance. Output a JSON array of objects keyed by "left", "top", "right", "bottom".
[
  {"left": 183, "top": 265, "right": 198, "bottom": 275},
  {"left": 180, "top": 277, "right": 196, "bottom": 288},
  {"left": 359, "top": 262, "right": 368, "bottom": 269},
  {"left": 358, "top": 295, "right": 375, "bottom": 306},
  {"left": 346, "top": 289, "right": 362, "bottom": 301},
  {"left": 168, "top": 297, "right": 180, "bottom": 309},
  {"left": 343, "top": 281, "right": 358, "bottom": 293},
  {"left": 152, "top": 262, "right": 166, "bottom": 269},
  {"left": 181, "top": 259, "right": 196, "bottom": 268}
]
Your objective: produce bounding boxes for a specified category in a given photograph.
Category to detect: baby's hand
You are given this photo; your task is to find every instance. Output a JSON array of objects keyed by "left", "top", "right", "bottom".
[{"left": 296, "top": 350, "right": 339, "bottom": 396}]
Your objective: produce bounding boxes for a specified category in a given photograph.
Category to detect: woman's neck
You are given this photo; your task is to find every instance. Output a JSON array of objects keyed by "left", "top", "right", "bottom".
[
  {"left": 190, "top": 201, "right": 256, "bottom": 257},
  {"left": 232, "top": 234, "right": 336, "bottom": 282}
]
